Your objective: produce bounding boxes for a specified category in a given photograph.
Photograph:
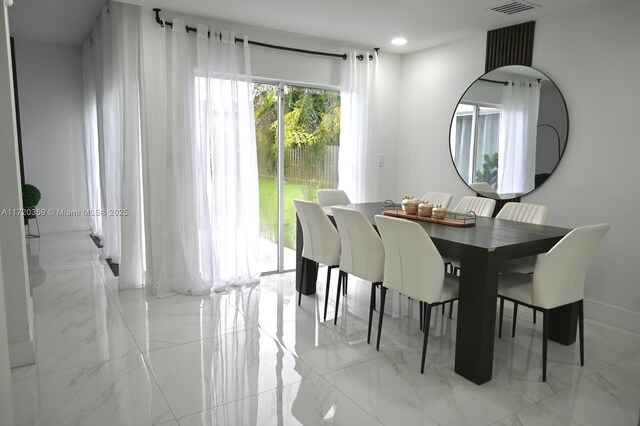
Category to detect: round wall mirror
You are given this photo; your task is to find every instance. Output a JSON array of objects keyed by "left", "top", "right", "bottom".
[{"left": 449, "top": 65, "right": 569, "bottom": 199}]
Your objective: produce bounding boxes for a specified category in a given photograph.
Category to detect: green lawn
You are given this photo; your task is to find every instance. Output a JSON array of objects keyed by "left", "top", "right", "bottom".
[{"left": 259, "top": 177, "right": 325, "bottom": 249}]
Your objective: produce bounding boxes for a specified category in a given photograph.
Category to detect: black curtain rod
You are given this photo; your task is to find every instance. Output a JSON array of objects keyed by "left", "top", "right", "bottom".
[
  {"left": 479, "top": 78, "right": 508, "bottom": 86},
  {"left": 153, "top": 9, "right": 377, "bottom": 61},
  {"left": 479, "top": 77, "right": 542, "bottom": 86}
]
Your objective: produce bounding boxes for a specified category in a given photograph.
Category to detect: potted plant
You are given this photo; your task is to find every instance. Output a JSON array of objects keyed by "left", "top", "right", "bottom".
[{"left": 22, "top": 184, "right": 41, "bottom": 225}]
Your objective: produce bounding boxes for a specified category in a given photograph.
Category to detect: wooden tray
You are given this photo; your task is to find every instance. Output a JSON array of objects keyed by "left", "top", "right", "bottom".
[{"left": 382, "top": 209, "right": 476, "bottom": 227}]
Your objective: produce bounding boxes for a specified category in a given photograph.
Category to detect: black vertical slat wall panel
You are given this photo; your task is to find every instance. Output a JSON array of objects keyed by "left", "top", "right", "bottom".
[
  {"left": 483, "top": 21, "right": 536, "bottom": 213},
  {"left": 485, "top": 21, "right": 535, "bottom": 72}
]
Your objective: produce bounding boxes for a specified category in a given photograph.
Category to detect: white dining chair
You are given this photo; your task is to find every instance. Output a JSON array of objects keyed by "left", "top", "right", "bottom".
[
  {"left": 495, "top": 202, "right": 549, "bottom": 327},
  {"left": 420, "top": 191, "right": 453, "bottom": 209},
  {"left": 497, "top": 223, "right": 610, "bottom": 381},
  {"left": 469, "top": 182, "right": 499, "bottom": 198},
  {"left": 317, "top": 189, "right": 351, "bottom": 206},
  {"left": 374, "top": 214, "right": 460, "bottom": 373},
  {"left": 294, "top": 200, "right": 341, "bottom": 312},
  {"left": 497, "top": 202, "right": 549, "bottom": 273},
  {"left": 332, "top": 207, "right": 384, "bottom": 342},
  {"left": 496, "top": 202, "right": 548, "bottom": 225},
  {"left": 446, "top": 196, "right": 497, "bottom": 293},
  {"left": 451, "top": 196, "right": 497, "bottom": 217}
]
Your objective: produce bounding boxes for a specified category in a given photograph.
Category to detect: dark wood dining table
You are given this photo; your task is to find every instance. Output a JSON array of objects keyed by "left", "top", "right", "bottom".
[{"left": 296, "top": 201, "right": 573, "bottom": 385}]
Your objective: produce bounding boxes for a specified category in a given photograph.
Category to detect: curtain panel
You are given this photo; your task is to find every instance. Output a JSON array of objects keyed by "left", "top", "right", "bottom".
[
  {"left": 81, "top": 42, "right": 102, "bottom": 239},
  {"left": 338, "top": 51, "right": 378, "bottom": 203},
  {"left": 143, "top": 20, "right": 260, "bottom": 296},
  {"left": 498, "top": 80, "right": 541, "bottom": 195},
  {"left": 82, "top": 2, "right": 145, "bottom": 289}
]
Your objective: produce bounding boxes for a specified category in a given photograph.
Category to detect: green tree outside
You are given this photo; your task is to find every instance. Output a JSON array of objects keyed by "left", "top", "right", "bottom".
[{"left": 253, "top": 84, "right": 340, "bottom": 249}]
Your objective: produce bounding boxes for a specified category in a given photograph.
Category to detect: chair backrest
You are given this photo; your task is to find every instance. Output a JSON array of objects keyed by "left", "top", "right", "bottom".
[
  {"left": 317, "top": 189, "right": 351, "bottom": 206},
  {"left": 375, "top": 215, "right": 445, "bottom": 304},
  {"left": 496, "top": 202, "right": 548, "bottom": 225},
  {"left": 331, "top": 207, "right": 384, "bottom": 283},
  {"left": 294, "top": 200, "right": 340, "bottom": 266},
  {"left": 420, "top": 192, "right": 453, "bottom": 209},
  {"left": 469, "top": 182, "right": 499, "bottom": 198},
  {"left": 452, "top": 196, "right": 496, "bottom": 217},
  {"left": 533, "top": 223, "right": 610, "bottom": 309}
]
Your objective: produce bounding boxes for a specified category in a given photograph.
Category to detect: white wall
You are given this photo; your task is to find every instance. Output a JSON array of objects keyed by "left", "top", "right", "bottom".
[
  {"left": 0, "top": 247, "right": 15, "bottom": 426},
  {"left": 0, "top": 2, "right": 34, "bottom": 371},
  {"left": 526, "top": 0, "right": 640, "bottom": 331},
  {"left": 397, "top": 0, "right": 640, "bottom": 331},
  {"left": 13, "top": 39, "right": 90, "bottom": 234},
  {"left": 396, "top": 34, "right": 486, "bottom": 201},
  {"left": 371, "top": 52, "right": 401, "bottom": 200},
  {"left": 0, "top": 12, "right": 17, "bottom": 425},
  {"left": 463, "top": 80, "right": 500, "bottom": 105}
]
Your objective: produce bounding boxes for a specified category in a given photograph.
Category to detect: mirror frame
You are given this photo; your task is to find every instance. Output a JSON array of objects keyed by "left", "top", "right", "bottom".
[{"left": 449, "top": 65, "right": 570, "bottom": 200}]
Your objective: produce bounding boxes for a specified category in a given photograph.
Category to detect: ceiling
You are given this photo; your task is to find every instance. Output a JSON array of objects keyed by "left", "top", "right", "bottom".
[{"left": 8, "top": 0, "right": 603, "bottom": 52}]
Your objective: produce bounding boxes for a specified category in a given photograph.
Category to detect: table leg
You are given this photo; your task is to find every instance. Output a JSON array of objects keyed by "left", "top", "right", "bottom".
[
  {"left": 549, "top": 302, "right": 578, "bottom": 345},
  {"left": 296, "top": 214, "right": 318, "bottom": 295},
  {"left": 455, "top": 250, "right": 499, "bottom": 385}
]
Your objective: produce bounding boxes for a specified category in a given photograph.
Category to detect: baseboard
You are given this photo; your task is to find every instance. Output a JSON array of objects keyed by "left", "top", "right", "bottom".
[
  {"left": 584, "top": 298, "right": 640, "bottom": 333},
  {"left": 9, "top": 339, "right": 34, "bottom": 368}
]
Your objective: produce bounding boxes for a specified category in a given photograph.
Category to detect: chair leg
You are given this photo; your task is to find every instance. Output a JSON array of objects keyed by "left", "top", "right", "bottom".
[
  {"left": 323, "top": 266, "right": 333, "bottom": 321},
  {"left": 367, "top": 284, "right": 376, "bottom": 344},
  {"left": 542, "top": 309, "right": 549, "bottom": 382},
  {"left": 419, "top": 301, "right": 423, "bottom": 331},
  {"left": 533, "top": 309, "right": 537, "bottom": 324},
  {"left": 421, "top": 304, "right": 432, "bottom": 374},
  {"left": 449, "top": 301, "right": 454, "bottom": 319},
  {"left": 334, "top": 271, "right": 343, "bottom": 325},
  {"left": 376, "top": 287, "right": 387, "bottom": 351},
  {"left": 441, "top": 304, "right": 445, "bottom": 316},
  {"left": 343, "top": 274, "right": 348, "bottom": 295},
  {"left": 512, "top": 302, "right": 519, "bottom": 338},
  {"left": 578, "top": 300, "right": 585, "bottom": 367},
  {"left": 298, "top": 259, "right": 306, "bottom": 306},
  {"left": 372, "top": 285, "right": 376, "bottom": 311},
  {"left": 498, "top": 297, "right": 504, "bottom": 338}
]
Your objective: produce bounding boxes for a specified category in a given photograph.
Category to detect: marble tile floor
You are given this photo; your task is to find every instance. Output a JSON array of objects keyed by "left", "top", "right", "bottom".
[{"left": 10, "top": 231, "right": 640, "bottom": 425}]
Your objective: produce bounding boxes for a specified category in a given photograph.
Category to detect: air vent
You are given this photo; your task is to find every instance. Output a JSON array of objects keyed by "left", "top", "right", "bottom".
[{"left": 491, "top": 1, "right": 539, "bottom": 15}]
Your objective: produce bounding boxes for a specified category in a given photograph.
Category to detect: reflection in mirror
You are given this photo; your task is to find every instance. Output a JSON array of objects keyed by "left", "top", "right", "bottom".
[{"left": 450, "top": 65, "right": 568, "bottom": 199}]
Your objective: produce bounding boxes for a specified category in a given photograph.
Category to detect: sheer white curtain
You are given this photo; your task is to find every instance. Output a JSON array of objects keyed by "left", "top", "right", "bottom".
[
  {"left": 338, "top": 51, "right": 378, "bottom": 203},
  {"left": 145, "top": 20, "right": 260, "bottom": 296},
  {"left": 82, "top": 2, "right": 145, "bottom": 289},
  {"left": 81, "top": 41, "right": 102, "bottom": 239},
  {"left": 498, "top": 80, "right": 541, "bottom": 194}
]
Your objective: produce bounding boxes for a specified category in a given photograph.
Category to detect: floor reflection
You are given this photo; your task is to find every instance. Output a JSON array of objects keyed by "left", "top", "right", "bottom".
[{"left": 10, "top": 231, "right": 640, "bottom": 426}]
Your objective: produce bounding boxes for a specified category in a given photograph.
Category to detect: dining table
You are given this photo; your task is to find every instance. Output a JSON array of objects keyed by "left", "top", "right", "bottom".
[{"left": 295, "top": 201, "right": 574, "bottom": 385}]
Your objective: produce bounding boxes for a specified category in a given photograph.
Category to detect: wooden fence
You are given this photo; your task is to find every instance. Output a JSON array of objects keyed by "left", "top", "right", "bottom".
[{"left": 261, "top": 145, "right": 339, "bottom": 187}]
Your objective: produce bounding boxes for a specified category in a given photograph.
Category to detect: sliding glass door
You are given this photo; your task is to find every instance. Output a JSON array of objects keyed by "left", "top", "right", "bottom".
[{"left": 253, "top": 82, "right": 340, "bottom": 273}]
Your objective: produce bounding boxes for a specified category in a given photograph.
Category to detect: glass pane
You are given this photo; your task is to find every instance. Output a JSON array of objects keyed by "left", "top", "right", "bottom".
[
  {"left": 452, "top": 104, "right": 473, "bottom": 183},
  {"left": 474, "top": 107, "right": 500, "bottom": 190},
  {"left": 282, "top": 85, "right": 340, "bottom": 271},
  {"left": 253, "top": 82, "right": 279, "bottom": 273}
]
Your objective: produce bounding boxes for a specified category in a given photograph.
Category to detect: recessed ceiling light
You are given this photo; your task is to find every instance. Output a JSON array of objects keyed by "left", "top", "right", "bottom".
[{"left": 391, "top": 37, "right": 407, "bottom": 46}]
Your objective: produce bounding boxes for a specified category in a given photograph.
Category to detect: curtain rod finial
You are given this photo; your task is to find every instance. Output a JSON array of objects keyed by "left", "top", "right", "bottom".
[{"left": 153, "top": 8, "right": 164, "bottom": 28}]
